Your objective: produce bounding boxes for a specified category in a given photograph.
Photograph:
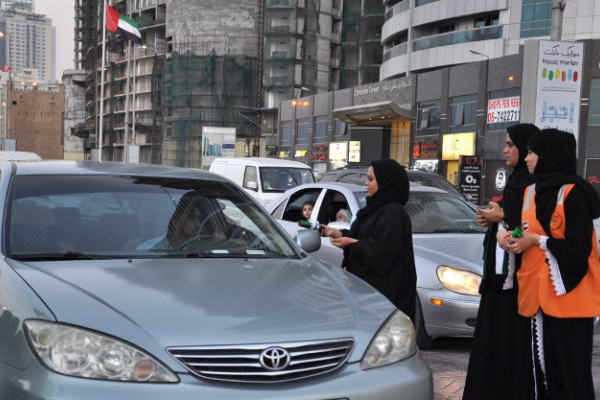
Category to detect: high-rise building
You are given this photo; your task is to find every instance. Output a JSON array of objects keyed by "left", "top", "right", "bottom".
[
  {"left": 0, "top": 0, "right": 34, "bottom": 11},
  {"left": 380, "top": 0, "right": 599, "bottom": 80},
  {"left": 0, "top": 7, "right": 55, "bottom": 80},
  {"left": 73, "top": 0, "right": 382, "bottom": 166}
]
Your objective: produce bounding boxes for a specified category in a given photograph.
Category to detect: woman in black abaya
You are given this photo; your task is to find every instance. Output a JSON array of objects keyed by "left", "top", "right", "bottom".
[
  {"left": 321, "top": 159, "right": 417, "bottom": 321},
  {"left": 463, "top": 123, "right": 539, "bottom": 400}
]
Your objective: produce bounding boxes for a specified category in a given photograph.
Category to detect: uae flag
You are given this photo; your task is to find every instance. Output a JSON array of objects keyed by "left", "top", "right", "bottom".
[{"left": 106, "top": 5, "right": 142, "bottom": 44}]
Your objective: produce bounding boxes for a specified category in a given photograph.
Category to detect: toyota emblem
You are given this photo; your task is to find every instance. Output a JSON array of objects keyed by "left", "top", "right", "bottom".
[{"left": 259, "top": 347, "right": 291, "bottom": 371}]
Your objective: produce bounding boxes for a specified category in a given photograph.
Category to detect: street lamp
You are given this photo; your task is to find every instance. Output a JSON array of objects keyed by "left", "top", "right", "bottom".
[
  {"left": 469, "top": 49, "right": 489, "bottom": 137},
  {"left": 291, "top": 87, "right": 310, "bottom": 160},
  {"left": 0, "top": 30, "right": 10, "bottom": 150}
]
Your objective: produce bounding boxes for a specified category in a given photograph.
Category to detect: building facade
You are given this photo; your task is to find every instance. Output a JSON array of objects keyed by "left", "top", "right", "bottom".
[
  {"left": 0, "top": 0, "right": 35, "bottom": 10},
  {"left": 62, "top": 69, "right": 86, "bottom": 160},
  {"left": 0, "top": 7, "right": 55, "bottom": 80},
  {"left": 72, "top": 0, "right": 385, "bottom": 166},
  {"left": 380, "top": 0, "right": 600, "bottom": 80},
  {"left": 8, "top": 69, "right": 63, "bottom": 158}
]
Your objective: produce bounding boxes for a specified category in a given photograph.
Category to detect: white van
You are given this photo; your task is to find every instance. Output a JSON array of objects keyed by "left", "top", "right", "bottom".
[{"left": 209, "top": 157, "right": 315, "bottom": 207}]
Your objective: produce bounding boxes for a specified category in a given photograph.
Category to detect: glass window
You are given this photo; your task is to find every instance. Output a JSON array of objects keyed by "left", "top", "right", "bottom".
[
  {"left": 520, "top": 0, "right": 552, "bottom": 38},
  {"left": 296, "top": 118, "right": 310, "bottom": 143},
  {"left": 416, "top": 100, "right": 441, "bottom": 136},
  {"left": 281, "top": 121, "right": 292, "bottom": 145},
  {"left": 589, "top": 79, "right": 600, "bottom": 126},
  {"left": 449, "top": 95, "right": 477, "bottom": 133},
  {"left": 314, "top": 116, "right": 328, "bottom": 139}
]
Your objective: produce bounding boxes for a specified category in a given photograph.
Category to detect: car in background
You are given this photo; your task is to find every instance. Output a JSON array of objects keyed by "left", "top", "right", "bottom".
[
  {"left": 268, "top": 182, "right": 485, "bottom": 348},
  {"left": 0, "top": 160, "right": 432, "bottom": 399},
  {"left": 0, "top": 150, "right": 41, "bottom": 160},
  {"left": 320, "top": 168, "right": 468, "bottom": 202},
  {"left": 209, "top": 157, "right": 315, "bottom": 208}
]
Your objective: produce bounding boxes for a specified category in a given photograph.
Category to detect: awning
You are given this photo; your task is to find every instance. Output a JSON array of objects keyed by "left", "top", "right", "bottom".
[{"left": 333, "top": 101, "right": 412, "bottom": 125}]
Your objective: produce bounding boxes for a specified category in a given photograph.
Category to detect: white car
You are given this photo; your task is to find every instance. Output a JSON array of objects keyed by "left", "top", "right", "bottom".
[{"left": 268, "top": 182, "right": 486, "bottom": 348}]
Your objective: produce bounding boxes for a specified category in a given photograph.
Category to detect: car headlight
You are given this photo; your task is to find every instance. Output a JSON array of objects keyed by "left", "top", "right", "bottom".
[
  {"left": 24, "top": 320, "right": 178, "bottom": 382},
  {"left": 436, "top": 265, "right": 481, "bottom": 296},
  {"left": 361, "top": 310, "right": 416, "bottom": 370}
]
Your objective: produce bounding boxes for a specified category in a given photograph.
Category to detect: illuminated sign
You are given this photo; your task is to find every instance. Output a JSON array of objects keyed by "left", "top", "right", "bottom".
[
  {"left": 442, "top": 132, "right": 475, "bottom": 161},
  {"left": 349, "top": 141, "right": 361, "bottom": 162},
  {"left": 329, "top": 141, "right": 348, "bottom": 164}
]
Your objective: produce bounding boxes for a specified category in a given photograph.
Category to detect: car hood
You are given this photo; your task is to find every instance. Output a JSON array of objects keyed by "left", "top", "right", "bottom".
[
  {"left": 10, "top": 257, "right": 394, "bottom": 367},
  {"left": 412, "top": 233, "right": 484, "bottom": 273}
]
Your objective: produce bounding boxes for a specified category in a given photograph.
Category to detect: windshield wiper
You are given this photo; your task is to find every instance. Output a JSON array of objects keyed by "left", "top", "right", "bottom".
[{"left": 10, "top": 251, "right": 118, "bottom": 261}]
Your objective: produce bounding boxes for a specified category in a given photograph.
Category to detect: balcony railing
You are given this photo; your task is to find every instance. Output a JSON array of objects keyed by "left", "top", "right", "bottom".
[
  {"left": 383, "top": 42, "right": 407, "bottom": 61},
  {"left": 412, "top": 25, "right": 503, "bottom": 52}
]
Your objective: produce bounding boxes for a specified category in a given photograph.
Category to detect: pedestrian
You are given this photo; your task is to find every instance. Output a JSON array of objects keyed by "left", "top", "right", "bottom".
[
  {"left": 463, "top": 123, "right": 539, "bottom": 399},
  {"left": 510, "top": 128, "right": 600, "bottom": 399},
  {"left": 320, "top": 159, "right": 417, "bottom": 321}
]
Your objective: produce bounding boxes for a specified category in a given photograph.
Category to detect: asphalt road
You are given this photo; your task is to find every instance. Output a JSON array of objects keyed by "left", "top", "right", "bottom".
[{"left": 420, "top": 332, "right": 600, "bottom": 399}]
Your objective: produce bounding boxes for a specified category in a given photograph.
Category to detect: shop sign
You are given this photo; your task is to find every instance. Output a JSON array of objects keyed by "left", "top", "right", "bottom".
[
  {"left": 349, "top": 141, "right": 361, "bottom": 162},
  {"left": 329, "top": 141, "right": 348, "bottom": 164},
  {"left": 487, "top": 96, "right": 521, "bottom": 124},
  {"left": 442, "top": 132, "right": 475, "bottom": 161},
  {"left": 412, "top": 138, "right": 439, "bottom": 159},
  {"left": 459, "top": 156, "right": 482, "bottom": 204},
  {"left": 310, "top": 144, "right": 328, "bottom": 161}
]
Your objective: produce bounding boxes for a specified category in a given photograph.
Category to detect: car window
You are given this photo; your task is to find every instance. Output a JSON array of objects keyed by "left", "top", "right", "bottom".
[
  {"left": 260, "top": 167, "right": 315, "bottom": 192},
  {"left": 319, "top": 190, "right": 352, "bottom": 224},
  {"left": 406, "top": 192, "right": 484, "bottom": 233},
  {"left": 6, "top": 175, "right": 297, "bottom": 259},
  {"left": 243, "top": 166, "right": 259, "bottom": 190},
  {"left": 280, "top": 188, "right": 323, "bottom": 222}
]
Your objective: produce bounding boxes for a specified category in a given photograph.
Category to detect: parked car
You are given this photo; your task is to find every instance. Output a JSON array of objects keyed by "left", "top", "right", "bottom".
[
  {"left": 0, "top": 160, "right": 432, "bottom": 399},
  {"left": 320, "top": 168, "right": 469, "bottom": 202},
  {"left": 268, "top": 182, "right": 486, "bottom": 348}
]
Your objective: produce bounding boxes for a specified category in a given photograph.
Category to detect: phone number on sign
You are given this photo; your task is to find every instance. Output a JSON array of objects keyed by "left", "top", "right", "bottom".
[{"left": 487, "top": 109, "right": 520, "bottom": 123}]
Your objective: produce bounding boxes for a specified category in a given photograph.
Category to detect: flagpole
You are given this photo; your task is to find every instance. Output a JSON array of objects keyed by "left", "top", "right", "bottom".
[
  {"left": 99, "top": 0, "right": 107, "bottom": 161},
  {"left": 124, "top": 39, "right": 131, "bottom": 162}
]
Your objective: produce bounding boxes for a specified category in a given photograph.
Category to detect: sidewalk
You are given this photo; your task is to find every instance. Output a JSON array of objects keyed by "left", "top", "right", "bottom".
[{"left": 424, "top": 331, "right": 600, "bottom": 400}]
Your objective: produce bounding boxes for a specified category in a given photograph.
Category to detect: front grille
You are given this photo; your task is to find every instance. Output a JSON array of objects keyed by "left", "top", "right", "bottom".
[{"left": 168, "top": 338, "right": 355, "bottom": 384}]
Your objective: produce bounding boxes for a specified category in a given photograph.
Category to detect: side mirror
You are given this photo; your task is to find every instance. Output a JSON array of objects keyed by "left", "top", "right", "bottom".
[
  {"left": 295, "top": 229, "right": 321, "bottom": 253},
  {"left": 245, "top": 180, "right": 258, "bottom": 191}
]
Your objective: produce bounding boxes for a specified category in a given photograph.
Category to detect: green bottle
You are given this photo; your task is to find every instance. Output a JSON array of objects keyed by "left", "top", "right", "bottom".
[{"left": 511, "top": 226, "right": 524, "bottom": 238}]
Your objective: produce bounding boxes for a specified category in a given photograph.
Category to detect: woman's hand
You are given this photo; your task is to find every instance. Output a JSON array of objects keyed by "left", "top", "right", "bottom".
[
  {"left": 476, "top": 201, "right": 503, "bottom": 227},
  {"left": 320, "top": 225, "right": 342, "bottom": 239},
  {"left": 509, "top": 232, "right": 540, "bottom": 254},
  {"left": 330, "top": 236, "right": 358, "bottom": 249},
  {"left": 496, "top": 230, "right": 512, "bottom": 251}
]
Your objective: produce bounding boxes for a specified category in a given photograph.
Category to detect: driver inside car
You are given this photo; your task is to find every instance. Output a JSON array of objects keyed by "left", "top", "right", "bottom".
[{"left": 137, "top": 192, "right": 227, "bottom": 250}]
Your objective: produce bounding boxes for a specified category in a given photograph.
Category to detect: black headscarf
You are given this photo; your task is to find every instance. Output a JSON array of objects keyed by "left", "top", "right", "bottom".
[
  {"left": 528, "top": 128, "right": 600, "bottom": 235},
  {"left": 350, "top": 159, "right": 409, "bottom": 237},
  {"left": 502, "top": 123, "right": 539, "bottom": 230}
]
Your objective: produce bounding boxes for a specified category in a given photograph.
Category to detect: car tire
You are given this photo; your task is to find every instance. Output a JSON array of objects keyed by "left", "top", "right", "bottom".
[{"left": 414, "top": 297, "right": 433, "bottom": 349}]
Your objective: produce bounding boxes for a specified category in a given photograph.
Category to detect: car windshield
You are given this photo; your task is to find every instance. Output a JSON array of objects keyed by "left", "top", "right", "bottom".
[
  {"left": 6, "top": 175, "right": 298, "bottom": 260},
  {"left": 406, "top": 192, "right": 485, "bottom": 233},
  {"left": 260, "top": 167, "right": 315, "bottom": 192}
]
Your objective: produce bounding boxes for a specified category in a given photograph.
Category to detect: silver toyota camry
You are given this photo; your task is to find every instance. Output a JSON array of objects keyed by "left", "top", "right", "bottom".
[{"left": 0, "top": 160, "right": 432, "bottom": 399}]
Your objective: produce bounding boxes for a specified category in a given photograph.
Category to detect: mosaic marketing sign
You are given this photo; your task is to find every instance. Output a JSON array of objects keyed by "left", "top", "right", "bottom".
[{"left": 534, "top": 41, "right": 584, "bottom": 140}]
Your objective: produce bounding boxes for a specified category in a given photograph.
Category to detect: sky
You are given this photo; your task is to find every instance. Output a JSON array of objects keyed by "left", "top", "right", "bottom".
[{"left": 37, "top": 0, "right": 76, "bottom": 79}]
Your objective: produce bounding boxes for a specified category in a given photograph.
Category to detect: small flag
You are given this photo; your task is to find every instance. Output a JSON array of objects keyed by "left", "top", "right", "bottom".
[{"left": 106, "top": 4, "right": 142, "bottom": 44}]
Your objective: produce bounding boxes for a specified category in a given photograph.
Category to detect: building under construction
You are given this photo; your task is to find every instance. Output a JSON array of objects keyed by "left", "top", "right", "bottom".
[{"left": 73, "top": 0, "right": 383, "bottom": 167}]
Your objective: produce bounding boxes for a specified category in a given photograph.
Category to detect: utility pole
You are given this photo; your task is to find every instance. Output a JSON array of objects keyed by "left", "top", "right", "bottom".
[{"left": 551, "top": 1, "right": 567, "bottom": 41}]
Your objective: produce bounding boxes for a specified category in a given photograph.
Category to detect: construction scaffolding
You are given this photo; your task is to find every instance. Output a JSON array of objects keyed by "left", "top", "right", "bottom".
[{"left": 156, "top": 45, "right": 259, "bottom": 168}]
